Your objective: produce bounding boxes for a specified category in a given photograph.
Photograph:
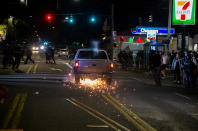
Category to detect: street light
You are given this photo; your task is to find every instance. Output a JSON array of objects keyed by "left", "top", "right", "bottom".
[{"left": 20, "top": 0, "right": 27, "bottom": 6}]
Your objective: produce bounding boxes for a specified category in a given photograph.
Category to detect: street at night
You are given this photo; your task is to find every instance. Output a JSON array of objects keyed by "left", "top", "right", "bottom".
[
  {"left": 0, "top": 54, "right": 198, "bottom": 131},
  {"left": 1, "top": 0, "right": 198, "bottom": 131}
]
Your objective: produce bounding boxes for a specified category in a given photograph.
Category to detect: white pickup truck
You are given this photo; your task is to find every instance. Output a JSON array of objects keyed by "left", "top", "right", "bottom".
[{"left": 72, "top": 49, "right": 114, "bottom": 84}]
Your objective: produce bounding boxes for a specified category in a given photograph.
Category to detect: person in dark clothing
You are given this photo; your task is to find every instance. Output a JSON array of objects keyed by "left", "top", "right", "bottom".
[
  {"left": 50, "top": 47, "right": 56, "bottom": 64},
  {"left": 12, "top": 44, "right": 23, "bottom": 70},
  {"left": 150, "top": 52, "right": 162, "bottom": 86},
  {"left": 2, "top": 43, "right": 9, "bottom": 69},
  {"left": 118, "top": 51, "right": 127, "bottom": 70},
  {"left": 45, "top": 46, "right": 52, "bottom": 64},
  {"left": 25, "top": 46, "right": 34, "bottom": 64},
  {"left": 121, "top": 51, "right": 129, "bottom": 71},
  {"left": 181, "top": 52, "right": 196, "bottom": 88},
  {"left": 128, "top": 51, "right": 133, "bottom": 67}
]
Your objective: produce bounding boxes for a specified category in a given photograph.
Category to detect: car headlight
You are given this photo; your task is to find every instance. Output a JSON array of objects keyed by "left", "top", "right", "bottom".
[
  {"left": 32, "top": 47, "right": 35, "bottom": 50},
  {"left": 36, "top": 47, "right": 39, "bottom": 50}
]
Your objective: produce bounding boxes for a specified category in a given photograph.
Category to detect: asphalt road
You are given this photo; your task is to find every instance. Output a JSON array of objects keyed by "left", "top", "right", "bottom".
[{"left": 0, "top": 53, "right": 198, "bottom": 131}]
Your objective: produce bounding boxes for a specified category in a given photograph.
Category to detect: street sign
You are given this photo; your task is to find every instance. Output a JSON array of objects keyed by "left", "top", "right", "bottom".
[
  {"left": 172, "top": 0, "right": 196, "bottom": 25},
  {"left": 132, "top": 27, "right": 175, "bottom": 35}
]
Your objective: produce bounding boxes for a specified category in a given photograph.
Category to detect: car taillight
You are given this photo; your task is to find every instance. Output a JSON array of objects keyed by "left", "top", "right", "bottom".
[
  {"left": 75, "top": 61, "right": 79, "bottom": 68},
  {"left": 110, "top": 63, "right": 114, "bottom": 70}
]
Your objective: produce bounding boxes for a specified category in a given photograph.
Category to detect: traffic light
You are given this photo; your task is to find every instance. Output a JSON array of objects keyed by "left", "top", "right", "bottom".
[
  {"left": 90, "top": 16, "right": 96, "bottom": 23},
  {"left": 46, "top": 14, "right": 53, "bottom": 22},
  {"left": 69, "top": 17, "right": 74, "bottom": 24},
  {"left": 149, "top": 14, "right": 152, "bottom": 22},
  {"left": 43, "top": 41, "right": 48, "bottom": 45}
]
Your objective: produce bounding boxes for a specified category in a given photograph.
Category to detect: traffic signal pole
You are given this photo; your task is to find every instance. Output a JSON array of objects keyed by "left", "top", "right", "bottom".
[
  {"left": 167, "top": 0, "right": 172, "bottom": 53},
  {"left": 111, "top": 4, "right": 114, "bottom": 60}
]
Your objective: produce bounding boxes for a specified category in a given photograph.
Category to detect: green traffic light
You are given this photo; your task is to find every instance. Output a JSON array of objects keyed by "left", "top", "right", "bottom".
[
  {"left": 69, "top": 18, "right": 74, "bottom": 23},
  {"left": 90, "top": 17, "right": 96, "bottom": 23}
]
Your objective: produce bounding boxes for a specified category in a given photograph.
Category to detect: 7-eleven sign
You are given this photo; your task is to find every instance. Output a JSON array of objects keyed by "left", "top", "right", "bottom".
[{"left": 173, "top": 0, "right": 196, "bottom": 25}]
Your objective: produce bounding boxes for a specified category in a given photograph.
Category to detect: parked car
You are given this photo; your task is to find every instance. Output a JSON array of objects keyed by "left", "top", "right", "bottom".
[
  {"left": 58, "top": 49, "right": 69, "bottom": 57},
  {"left": 72, "top": 48, "right": 114, "bottom": 85}
]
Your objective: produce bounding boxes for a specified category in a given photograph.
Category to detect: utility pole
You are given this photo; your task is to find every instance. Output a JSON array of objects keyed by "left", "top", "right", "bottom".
[
  {"left": 167, "top": 0, "right": 172, "bottom": 52},
  {"left": 111, "top": 4, "right": 114, "bottom": 60},
  {"left": 57, "top": 0, "right": 60, "bottom": 9}
]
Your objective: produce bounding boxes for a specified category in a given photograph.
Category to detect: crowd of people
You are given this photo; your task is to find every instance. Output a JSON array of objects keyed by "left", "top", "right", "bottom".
[
  {"left": 118, "top": 50, "right": 144, "bottom": 70},
  {"left": 117, "top": 49, "right": 198, "bottom": 88},
  {"left": 45, "top": 46, "right": 56, "bottom": 64},
  {"left": 149, "top": 50, "right": 198, "bottom": 87},
  {"left": 1, "top": 42, "right": 35, "bottom": 71},
  {"left": 1, "top": 42, "right": 57, "bottom": 71}
]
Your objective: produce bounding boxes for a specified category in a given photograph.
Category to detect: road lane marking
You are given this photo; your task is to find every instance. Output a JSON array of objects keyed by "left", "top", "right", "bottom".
[
  {"left": 65, "top": 62, "right": 72, "bottom": 69},
  {"left": 26, "top": 65, "right": 33, "bottom": 74},
  {"left": 32, "top": 64, "right": 38, "bottom": 74},
  {"left": 2, "top": 94, "right": 21, "bottom": 129},
  {"left": 106, "top": 94, "right": 157, "bottom": 131},
  {"left": 65, "top": 98, "right": 120, "bottom": 131},
  {"left": 50, "top": 68, "right": 63, "bottom": 71},
  {"left": 72, "top": 98, "right": 130, "bottom": 131},
  {"left": 87, "top": 125, "right": 109, "bottom": 128},
  {"left": 102, "top": 94, "right": 147, "bottom": 131},
  {"left": 59, "top": 61, "right": 72, "bottom": 69},
  {"left": 11, "top": 93, "right": 27, "bottom": 129},
  {"left": 191, "top": 114, "right": 198, "bottom": 120},
  {"left": 175, "top": 93, "right": 191, "bottom": 100}
]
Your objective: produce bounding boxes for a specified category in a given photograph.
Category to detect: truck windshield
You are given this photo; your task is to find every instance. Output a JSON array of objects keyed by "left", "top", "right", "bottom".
[{"left": 78, "top": 51, "right": 107, "bottom": 59}]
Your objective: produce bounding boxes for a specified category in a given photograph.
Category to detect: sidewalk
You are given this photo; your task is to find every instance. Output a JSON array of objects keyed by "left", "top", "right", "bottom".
[{"left": 113, "top": 62, "right": 198, "bottom": 89}]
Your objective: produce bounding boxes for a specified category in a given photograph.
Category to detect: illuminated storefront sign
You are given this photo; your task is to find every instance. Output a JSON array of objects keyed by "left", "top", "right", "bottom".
[
  {"left": 133, "top": 27, "right": 175, "bottom": 35},
  {"left": 172, "top": 0, "right": 196, "bottom": 25},
  {"left": 132, "top": 27, "right": 175, "bottom": 42}
]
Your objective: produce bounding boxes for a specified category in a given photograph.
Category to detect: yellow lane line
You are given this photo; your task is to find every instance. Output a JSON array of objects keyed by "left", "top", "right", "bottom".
[
  {"left": 72, "top": 98, "right": 130, "bottom": 131},
  {"left": 2, "top": 94, "right": 21, "bottom": 129},
  {"left": 11, "top": 93, "right": 27, "bottom": 129},
  {"left": 26, "top": 65, "right": 33, "bottom": 74},
  {"left": 107, "top": 94, "right": 157, "bottom": 131},
  {"left": 65, "top": 98, "right": 120, "bottom": 131},
  {"left": 102, "top": 94, "right": 147, "bottom": 131},
  {"left": 32, "top": 64, "right": 38, "bottom": 74}
]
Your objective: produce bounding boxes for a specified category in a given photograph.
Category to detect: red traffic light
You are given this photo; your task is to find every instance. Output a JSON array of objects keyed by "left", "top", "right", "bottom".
[{"left": 46, "top": 14, "right": 53, "bottom": 21}]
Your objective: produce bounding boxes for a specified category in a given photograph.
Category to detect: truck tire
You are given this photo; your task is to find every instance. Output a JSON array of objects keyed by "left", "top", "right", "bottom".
[
  {"left": 75, "top": 74, "right": 80, "bottom": 84},
  {"left": 106, "top": 74, "right": 112, "bottom": 85}
]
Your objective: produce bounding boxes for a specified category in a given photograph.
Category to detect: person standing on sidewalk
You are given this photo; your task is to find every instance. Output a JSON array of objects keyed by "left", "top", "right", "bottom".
[
  {"left": 150, "top": 51, "right": 162, "bottom": 86},
  {"left": 181, "top": 52, "right": 195, "bottom": 88},
  {"left": 50, "top": 46, "right": 56, "bottom": 64},
  {"left": 25, "top": 46, "right": 34, "bottom": 64},
  {"left": 172, "top": 52, "right": 182, "bottom": 84},
  {"left": 161, "top": 52, "right": 169, "bottom": 78}
]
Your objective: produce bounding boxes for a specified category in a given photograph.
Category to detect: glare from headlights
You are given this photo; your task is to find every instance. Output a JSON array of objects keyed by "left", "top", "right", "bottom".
[
  {"left": 32, "top": 47, "right": 35, "bottom": 50},
  {"left": 36, "top": 47, "right": 39, "bottom": 50},
  {"left": 40, "top": 46, "right": 44, "bottom": 50}
]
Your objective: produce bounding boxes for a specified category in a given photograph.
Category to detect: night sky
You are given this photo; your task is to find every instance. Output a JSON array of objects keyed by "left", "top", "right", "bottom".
[{"left": 7, "top": 0, "right": 198, "bottom": 46}]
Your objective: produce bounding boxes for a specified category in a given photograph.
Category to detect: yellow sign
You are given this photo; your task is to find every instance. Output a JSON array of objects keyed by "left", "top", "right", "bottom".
[{"left": 0, "top": 25, "right": 7, "bottom": 41}]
